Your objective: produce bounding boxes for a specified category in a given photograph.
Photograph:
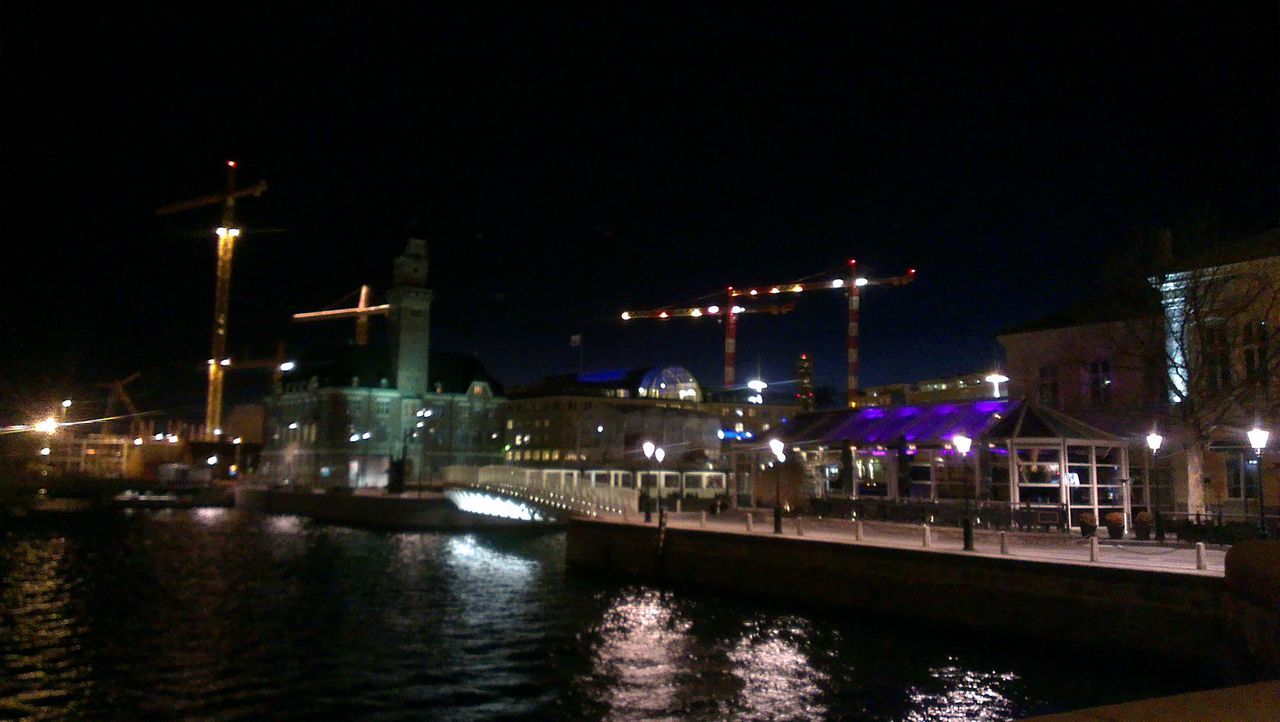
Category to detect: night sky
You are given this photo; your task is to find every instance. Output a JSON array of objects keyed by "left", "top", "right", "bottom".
[{"left": 2, "top": 4, "right": 1276, "bottom": 421}]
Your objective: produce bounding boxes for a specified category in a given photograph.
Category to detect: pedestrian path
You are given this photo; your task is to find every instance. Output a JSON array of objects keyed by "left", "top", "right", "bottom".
[{"left": 609, "top": 509, "right": 1226, "bottom": 576}]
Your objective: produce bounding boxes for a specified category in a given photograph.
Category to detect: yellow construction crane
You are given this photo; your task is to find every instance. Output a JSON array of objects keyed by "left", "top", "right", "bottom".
[{"left": 156, "top": 161, "right": 267, "bottom": 436}]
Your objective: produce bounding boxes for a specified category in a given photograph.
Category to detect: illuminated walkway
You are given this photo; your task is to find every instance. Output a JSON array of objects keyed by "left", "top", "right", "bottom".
[{"left": 614, "top": 510, "right": 1227, "bottom": 576}]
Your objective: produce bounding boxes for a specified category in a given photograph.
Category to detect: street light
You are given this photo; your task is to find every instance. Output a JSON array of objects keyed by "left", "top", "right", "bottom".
[
  {"left": 768, "top": 439, "right": 786, "bottom": 533},
  {"left": 1147, "top": 427, "right": 1165, "bottom": 540},
  {"left": 642, "top": 441, "right": 656, "bottom": 522},
  {"left": 34, "top": 417, "right": 59, "bottom": 435},
  {"left": 953, "top": 433, "right": 975, "bottom": 550},
  {"left": 1248, "top": 425, "right": 1270, "bottom": 539},
  {"left": 983, "top": 373, "right": 1009, "bottom": 399}
]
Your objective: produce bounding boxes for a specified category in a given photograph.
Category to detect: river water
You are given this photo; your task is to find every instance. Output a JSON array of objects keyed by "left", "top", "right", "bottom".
[{"left": 1, "top": 508, "right": 1211, "bottom": 720}]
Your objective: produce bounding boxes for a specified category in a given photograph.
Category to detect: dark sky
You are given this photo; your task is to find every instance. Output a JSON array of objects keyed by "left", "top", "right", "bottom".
[{"left": 2, "top": 3, "right": 1276, "bottom": 421}]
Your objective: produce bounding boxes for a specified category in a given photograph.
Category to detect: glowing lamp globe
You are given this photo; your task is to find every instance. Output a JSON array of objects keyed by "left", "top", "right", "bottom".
[
  {"left": 1248, "top": 427, "right": 1270, "bottom": 454},
  {"left": 952, "top": 434, "right": 972, "bottom": 456},
  {"left": 1146, "top": 431, "right": 1163, "bottom": 454}
]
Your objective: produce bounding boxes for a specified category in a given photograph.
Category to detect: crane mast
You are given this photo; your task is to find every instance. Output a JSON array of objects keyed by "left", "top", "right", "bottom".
[{"left": 156, "top": 161, "right": 267, "bottom": 435}]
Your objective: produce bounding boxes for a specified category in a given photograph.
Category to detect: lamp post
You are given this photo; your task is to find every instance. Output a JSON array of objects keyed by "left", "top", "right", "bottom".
[
  {"left": 60, "top": 399, "right": 72, "bottom": 423},
  {"left": 769, "top": 438, "right": 785, "bottom": 533},
  {"left": 1248, "top": 426, "right": 1270, "bottom": 538},
  {"left": 953, "top": 433, "right": 974, "bottom": 550},
  {"left": 655, "top": 447, "right": 666, "bottom": 523},
  {"left": 1147, "top": 428, "right": 1164, "bottom": 541},
  {"left": 643, "top": 441, "right": 655, "bottom": 522}
]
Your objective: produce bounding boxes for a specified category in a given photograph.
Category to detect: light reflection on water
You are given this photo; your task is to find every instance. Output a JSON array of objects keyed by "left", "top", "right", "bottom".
[{"left": 0, "top": 509, "right": 1210, "bottom": 720}]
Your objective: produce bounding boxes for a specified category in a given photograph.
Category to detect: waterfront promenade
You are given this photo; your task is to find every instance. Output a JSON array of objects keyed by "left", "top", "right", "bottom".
[{"left": 627, "top": 510, "right": 1227, "bottom": 576}]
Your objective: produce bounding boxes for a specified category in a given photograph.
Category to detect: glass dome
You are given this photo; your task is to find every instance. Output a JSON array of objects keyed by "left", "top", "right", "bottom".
[{"left": 637, "top": 366, "right": 702, "bottom": 402}]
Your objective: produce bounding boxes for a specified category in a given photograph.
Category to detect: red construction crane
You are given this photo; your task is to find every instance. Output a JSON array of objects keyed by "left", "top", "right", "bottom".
[{"left": 620, "top": 259, "right": 915, "bottom": 406}]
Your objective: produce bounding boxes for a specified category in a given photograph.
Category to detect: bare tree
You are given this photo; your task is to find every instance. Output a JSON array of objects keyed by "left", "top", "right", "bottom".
[{"left": 1129, "top": 227, "right": 1280, "bottom": 510}]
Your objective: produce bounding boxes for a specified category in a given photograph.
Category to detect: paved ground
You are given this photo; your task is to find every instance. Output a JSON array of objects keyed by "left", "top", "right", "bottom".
[
  {"left": 609, "top": 509, "right": 1226, "bottom": 576},
  {"left": 1019, "top": 680, "right": 1280, "bottom": 721}
]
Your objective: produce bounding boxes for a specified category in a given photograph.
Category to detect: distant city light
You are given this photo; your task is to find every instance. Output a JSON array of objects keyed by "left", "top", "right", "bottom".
[
  {"left": 219, "top": 358, "right": 231, "bottom": 366},
  {"left": 206, "top": 455, "right": 218, "bottom": 465},
  {"left": 620, "top": 312, "right": 631, "bottom": 320},
  {"left": 361, "top": 431, "right": 372, "bottom": 440},
  {"left": 166, "top": 434, "right": 178, "bottom": 443},
  {"left": 213, "top": 427, "right": 222, "bottom": 436},
  {"left": 288, "top": 422, "right": 299, "bottom": 430},
  {"left": 349, "top": 433, "right": 360, "bottom": 442},
  {"left": 596, "top": 425, "right": 604, "bottom": 433},
  {"left": 279, "top": 361, "right": 297, "bottom": 372}
]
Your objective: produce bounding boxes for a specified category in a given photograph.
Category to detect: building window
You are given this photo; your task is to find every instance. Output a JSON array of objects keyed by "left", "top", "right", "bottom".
[
  {"left": 1087, "top": 360, "right": 1111, "bottom": 405},
  {"left": 1225, "top": 451, "right": 1260, "bottom": 500},
  {"left": 1037, "top": 365, "right": 1059, "bottom": 406},
  {"left": 1242, "top": 321, "right": 1270, "bottom": 387},
  {"left": 1204, "top": 324, "right": 1231, "bottom": 390},
  {"left": 376, "top": 400, "right": 391, "bottom": 416}
]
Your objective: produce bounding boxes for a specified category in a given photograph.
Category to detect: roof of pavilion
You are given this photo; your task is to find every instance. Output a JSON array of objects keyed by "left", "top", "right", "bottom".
[
  {"left": 781, "top": 399, "right": 1015, "bottom": 448},
  {"left": 985, "top": 402, "right": 1124, "bottom": 443},
  {"left": 782, "top": 398, "right": 1124, "bottom": 447}
]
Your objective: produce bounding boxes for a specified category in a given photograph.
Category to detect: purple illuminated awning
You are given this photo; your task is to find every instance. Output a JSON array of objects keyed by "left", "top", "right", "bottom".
[{"left": 782, "top": 399, "right": 1016, "bottom": 448}]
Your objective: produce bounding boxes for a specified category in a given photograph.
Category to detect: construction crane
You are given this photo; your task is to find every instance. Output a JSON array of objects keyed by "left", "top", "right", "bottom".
[
  {"left": 291, "top": 284, "right": 390, "bottom": 346},
  {"left": 99, "top": 372, "right": 144, "bottom": 436},
  {"left": 620, "top": 259, "right": 915, "bottom": 407},
  {"left": 156, "top": 161, "right": 268, "bottom": 436}
]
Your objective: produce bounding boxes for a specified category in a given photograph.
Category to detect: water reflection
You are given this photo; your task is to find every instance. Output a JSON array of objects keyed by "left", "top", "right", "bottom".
[
  {"left": 905, "top": 662, "right": 1020, "bottom": 722},
  {"left": 0, "top": 535, "right": 92, "bottom": 719},
  {"left": 589, "top": 589, "right": 693, "bottom": 721},
  {"left": 729, "top": 620, "right": 828, "bottom": 720}
]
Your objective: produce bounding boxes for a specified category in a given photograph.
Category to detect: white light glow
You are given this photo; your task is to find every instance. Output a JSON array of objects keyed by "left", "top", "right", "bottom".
[
  {"left": 288, "top": 422, "right": 299, "bottom": 429},
  {"left": 952, "top": 434, "right": 972, "bottom": 456},
  {"left": 220, "top": 358, "right": 231, "bottom": 366},
  {"left": 621, "top": 312, "right": 631, "bottom": 320},
  {"left": 707, "top": 305, "right": 720, "bottom": 314},
  {"left": 34, "top": 417, "right": 59, "bottom": 434},
  {"left": 654, "top": 447, "right": 665, "bottom": 463},
  {"left": 1146, "top": 431, "right": 1163, "bottom": 453},
  {"left": 361, "top": 431, "right": 372, "bottom": 440},
  {"left": 133, "top": 437, "right": 143, "bottom": 446},
  {"left": 350, "top": 433, "right": 360, "bottom": 442},
  {"left": 206, "top": 455, "right": 218, "bottom": 465},
  {"left": 1248, "top": 427, "right": 1270, "bottom": 454},
  {"left": 642, "top": 441, "right": 655, "bottom": 459},
  {"left": 690, "top": 308, "right": 702, "bottom": 317},
  {"left": 830, "top": 279, "right": 844, "bottom": 288},
  {"left": 279, "top": 361, "right": 296, "bottom": 372},
  {"left": 61, "top": 399, "right": 72, "bottom": 408},
  {"left": 39, "top": 447, "right": 51, "bottom": 456},
  {"left": 854, "top": 277, "right": 869, "bottom": 287},
  {"left": 747, "top": 379, "right": 768, "bottom": 392},
  {"left": 444, "top": 489, "right": 542, "bottom": 521}
]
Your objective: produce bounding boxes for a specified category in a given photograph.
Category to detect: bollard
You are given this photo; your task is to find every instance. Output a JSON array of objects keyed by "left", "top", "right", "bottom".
[
  {"left": 796, "top": 518, "right": 804, "bottom": 537},
  {"left": 1089, "top": 535, "right": 1099, "bottom": 562},
  {"left": 999, "top": 531, "right": 1009, "bottom": 555},
  {"left": 962, "top": 516, "right": 975, "bottom": 551},
  {"left": 699, "top": 511, "right": 707, "bottom": 528},
  {"left": 676, "top": 498, "right": 682, "bottom": 513},
  {"left": 623, "top": 508, "right": 630, "bottom": 523},
  {"left": 854, "top": 520, "right": 864, "bottom": 541},
  {"left": 922, "top": 524, "right": 932, "bottom": 548},
  {"left": 1195, "top": 542, "right": 1206, "bottom": 570},
  {"left": 746, "top": 514, "right": 754, "bottom": 532}
]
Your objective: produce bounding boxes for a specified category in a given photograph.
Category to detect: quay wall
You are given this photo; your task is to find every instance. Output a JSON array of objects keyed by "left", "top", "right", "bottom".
[{"left": 566, "top": 519, "right": 1239, "bottom": 666}]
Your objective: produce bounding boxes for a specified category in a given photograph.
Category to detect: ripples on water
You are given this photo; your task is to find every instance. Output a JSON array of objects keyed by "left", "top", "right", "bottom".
[{"left": 1, "top": 509, "right": 1207, "bottom": 720}]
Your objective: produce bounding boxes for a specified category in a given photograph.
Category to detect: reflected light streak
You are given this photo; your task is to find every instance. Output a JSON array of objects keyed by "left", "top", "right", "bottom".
[
  {"left": 905, "top": 663, "right": 1019, "bottom": 722},
  {"left": 589, "top": 590, "right": 690, "bottom": 720},
  {"left": 729, "top": 623, "right": 827, "bottom": 720}
]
